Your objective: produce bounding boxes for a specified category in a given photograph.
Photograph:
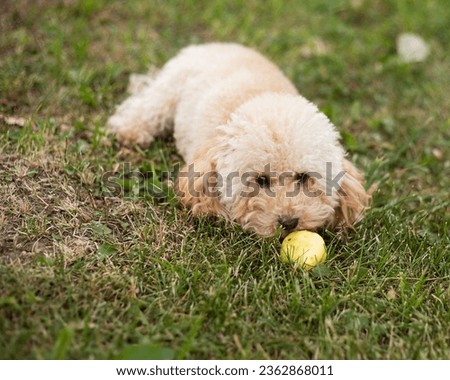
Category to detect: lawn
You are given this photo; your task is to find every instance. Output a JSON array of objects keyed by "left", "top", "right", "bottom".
[{"left": 0, "top": 0, "right": 449, "bottom": 359}]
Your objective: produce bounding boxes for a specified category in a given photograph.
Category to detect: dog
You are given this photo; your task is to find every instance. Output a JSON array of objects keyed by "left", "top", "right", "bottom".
[{"left": 107, "top": 43, "right": 370, "bottom": 237}]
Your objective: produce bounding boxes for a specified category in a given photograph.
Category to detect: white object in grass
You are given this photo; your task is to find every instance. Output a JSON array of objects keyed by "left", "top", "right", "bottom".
[{"left": 397, "top": 33, "right": 430, "bottom": 63}]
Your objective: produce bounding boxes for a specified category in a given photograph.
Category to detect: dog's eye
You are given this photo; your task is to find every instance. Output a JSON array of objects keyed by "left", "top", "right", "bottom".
[
  {"left": 256, "top": 175, "right": 270, "bottom": 187},
  {"left": 296, "top": 172, "right": 309, "bottom": 184}
]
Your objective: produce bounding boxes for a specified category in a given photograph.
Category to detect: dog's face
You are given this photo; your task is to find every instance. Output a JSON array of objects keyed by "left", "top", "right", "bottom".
[
  {"left": 177, "top": 94, "right": 369, "bottom": 236},
  {"left": 219, "top": 166, "right": 340, "bottom": 237}
]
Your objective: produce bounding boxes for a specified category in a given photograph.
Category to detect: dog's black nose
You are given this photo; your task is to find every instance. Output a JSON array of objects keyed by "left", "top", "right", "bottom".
[{"left": 278, "top": 216, "right": 299, "bottom": 230}]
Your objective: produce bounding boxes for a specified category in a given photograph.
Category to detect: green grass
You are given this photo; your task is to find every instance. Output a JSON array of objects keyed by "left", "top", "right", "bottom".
[{"left": 1, "top": 0, "right": 449, "bottom": 359}]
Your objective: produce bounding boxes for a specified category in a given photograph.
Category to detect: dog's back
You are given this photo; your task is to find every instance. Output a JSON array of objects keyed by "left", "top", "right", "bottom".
[{"left": 166, "top": 43, "right": 299, "bottom": 161}]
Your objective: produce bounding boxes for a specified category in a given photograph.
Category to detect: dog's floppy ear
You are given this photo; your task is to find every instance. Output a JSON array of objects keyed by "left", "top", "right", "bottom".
[
  {"left": 175, "top": 148, "right": 223, "bottom": 216},
  {"left": 334, "top": 158, "right": 371, "bottom": 229}
]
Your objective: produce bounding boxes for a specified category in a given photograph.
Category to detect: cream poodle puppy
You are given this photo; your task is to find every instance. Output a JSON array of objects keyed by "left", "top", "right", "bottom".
[{"left": 108, "top": 43, "right": 370, "bottom": 236}]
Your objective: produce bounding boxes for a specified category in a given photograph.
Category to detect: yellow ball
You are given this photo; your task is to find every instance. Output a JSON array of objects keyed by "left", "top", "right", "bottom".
[{"left": 280, "top": 230, "right": 327, "bottom": 270}]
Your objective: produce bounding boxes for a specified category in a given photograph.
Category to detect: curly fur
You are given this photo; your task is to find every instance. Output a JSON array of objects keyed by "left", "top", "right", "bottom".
[{"left": 108, "top": 43, "right": 370, "bottom": 236}]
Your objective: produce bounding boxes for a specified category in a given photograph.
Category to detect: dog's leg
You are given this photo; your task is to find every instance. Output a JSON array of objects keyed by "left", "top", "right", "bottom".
[{"left": 107, "top": 68, "right": 180, "bottom": 147}]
